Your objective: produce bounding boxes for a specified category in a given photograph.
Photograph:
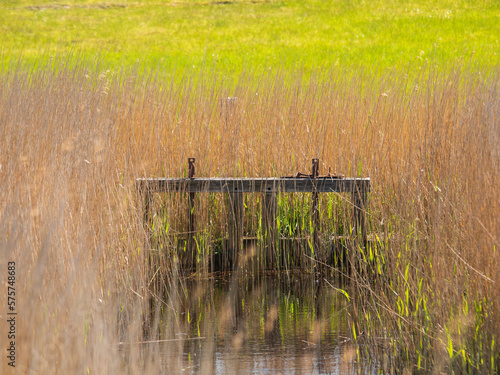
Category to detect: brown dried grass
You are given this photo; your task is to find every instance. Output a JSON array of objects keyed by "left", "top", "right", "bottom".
[{"left": 0, "top": 58, "right": 498, "bottom": 372}]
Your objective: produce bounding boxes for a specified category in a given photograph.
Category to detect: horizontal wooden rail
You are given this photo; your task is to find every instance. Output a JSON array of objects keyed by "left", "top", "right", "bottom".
[{"left": 135, "top": 177, "right": 371, "bottom": 194}]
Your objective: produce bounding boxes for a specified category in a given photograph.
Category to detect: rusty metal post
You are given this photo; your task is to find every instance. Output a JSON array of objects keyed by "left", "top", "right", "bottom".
[
  {"left": 311, "top": 158, "right": 320, "bottom": 260},
  {"left": 187, "top": 158, "right": 196, "bottom": 269},
  {"left": 311, "top": 158, "right": 319, "bottom": 179},
  {"left": 188, "top": 158, "right": 195, "bottom": 179}
]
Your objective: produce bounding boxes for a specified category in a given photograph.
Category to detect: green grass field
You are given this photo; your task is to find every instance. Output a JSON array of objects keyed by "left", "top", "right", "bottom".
[{"left": 2, "top": 0, "right": 499, "bottom": 73}]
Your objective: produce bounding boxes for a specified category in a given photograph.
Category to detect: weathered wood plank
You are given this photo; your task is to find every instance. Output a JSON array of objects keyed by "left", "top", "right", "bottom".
[{"left": 135, "top": 177, "right": 370, "bottom": 194}]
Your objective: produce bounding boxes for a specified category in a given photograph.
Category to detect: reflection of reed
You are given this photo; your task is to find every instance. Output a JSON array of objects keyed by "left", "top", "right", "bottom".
[{"left": 148, "top": 274, "right": 372, "bottom": 374}]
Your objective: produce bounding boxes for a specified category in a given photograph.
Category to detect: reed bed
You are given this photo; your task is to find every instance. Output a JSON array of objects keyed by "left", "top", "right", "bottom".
[{"left": 0, "top": 58, "right": 498, "bottom": 373}]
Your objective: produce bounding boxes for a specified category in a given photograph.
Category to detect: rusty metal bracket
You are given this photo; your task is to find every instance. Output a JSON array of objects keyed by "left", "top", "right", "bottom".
[
  {"left": 188, "top": 158, "right": 195, "bottom": 179},
  {"left": 312, "top": 159, "right": 320, "bottom": 253},
  {"left": 312, "top": 158, "right": 319, "bottom": 179},
  {"left": 187, "top": 158, "right": 196, "bottom": 268},
  {"left": 281, "top": 159, "right": 344, "bottom": 179}
]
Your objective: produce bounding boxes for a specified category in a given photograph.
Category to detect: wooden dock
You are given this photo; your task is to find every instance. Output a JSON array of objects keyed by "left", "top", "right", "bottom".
[{"left": 136, "top": 160, "right": 370, "bottom": 271}]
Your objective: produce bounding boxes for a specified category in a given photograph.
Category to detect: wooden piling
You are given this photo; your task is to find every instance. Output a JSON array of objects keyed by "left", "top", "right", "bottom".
[
  {"left": 227, "top": 192, "right": 244, "bottom": 270},
  {"left": 311, "top": 159, "right": 321, "bottom": 265},
  {"left": 262, "top": 191, "right": 277, "bottom": 269},
  {"left": 352, "top": 183, "right": 368, "bottom": 246}
]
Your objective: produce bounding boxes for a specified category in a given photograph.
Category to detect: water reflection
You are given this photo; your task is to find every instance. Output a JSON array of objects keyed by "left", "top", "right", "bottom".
[{"left": 135, "top": 275, "right": 377, "bottom": 374}]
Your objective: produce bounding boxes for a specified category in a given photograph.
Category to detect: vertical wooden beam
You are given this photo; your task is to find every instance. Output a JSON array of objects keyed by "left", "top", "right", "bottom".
[
  {"left": 353, "top": 183, "right": 368, "bottom": 246},
  {"left": 311, "top": 159, "right": 321, "bottom": 264},
  {"left": 262, "top": 191, "right": 277, "bottom": 269},
  {"left": 360, "top": 188, "right": 368, "bottom": 245},
  {"left": 140, "top": 182, "right": 152, "bottom": 252},
  {"left": 143, "top": 187, "right": 151, "bottom": 233},
  {"left": 228, "top": 192, "right": 244, "bottom": 270},
  {"left": 141, "top": 184, "right": 158, "bottom": 291}
]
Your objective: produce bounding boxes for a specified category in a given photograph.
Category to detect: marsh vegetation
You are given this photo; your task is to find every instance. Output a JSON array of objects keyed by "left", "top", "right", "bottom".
[{"left": 0, "top": 56, "right": 498, "bottom": 373}]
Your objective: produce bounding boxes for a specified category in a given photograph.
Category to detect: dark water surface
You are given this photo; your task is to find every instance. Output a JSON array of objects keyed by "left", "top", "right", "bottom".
[{"left": 130, "top": 274, "right": 380, "bottom": 374}]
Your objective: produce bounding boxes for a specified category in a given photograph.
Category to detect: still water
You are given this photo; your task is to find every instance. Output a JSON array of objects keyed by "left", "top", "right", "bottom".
[{"left": 130, "top": 274, "right": 380, "bottom": 374}]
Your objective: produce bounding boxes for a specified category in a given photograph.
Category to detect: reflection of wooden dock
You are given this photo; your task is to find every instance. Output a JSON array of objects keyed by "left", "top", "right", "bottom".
[{"left": 137, "top": 159, "right": 370, "bottom": 272}]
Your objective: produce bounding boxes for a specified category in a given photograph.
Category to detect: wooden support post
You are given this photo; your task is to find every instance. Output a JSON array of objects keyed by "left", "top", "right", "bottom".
[
  {"left": 311, "top": 158, "right": 323, "bottom": 267},
  {"left": 140, "top": 184, "right": 158, "bottom": 291},
  {"left": 143, "top": 189, "right": 151, "bottom": 233},
  {"left": 139, "top": 182, "right": 152, "bottom": 251},
  {"left": 141, "top": 186, "right": 153, "bottom": 277},
  {"left": 227, "top": 192, "right": 244, "bottom": 270},
  {"left": 353, "top": 184, "right": 368, "bottom": 246},
  {"left": 262, "top": 191, "right": 277, "bottom": 269}
]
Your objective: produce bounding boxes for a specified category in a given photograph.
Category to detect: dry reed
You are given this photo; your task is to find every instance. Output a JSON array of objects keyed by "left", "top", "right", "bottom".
[{"left": 0, "top": 58, "right": 498, "bottom": 373}]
